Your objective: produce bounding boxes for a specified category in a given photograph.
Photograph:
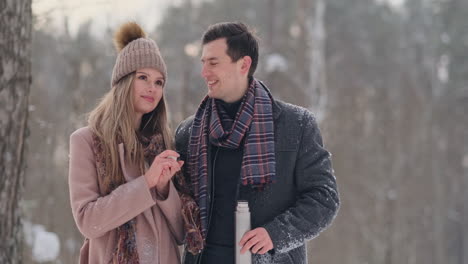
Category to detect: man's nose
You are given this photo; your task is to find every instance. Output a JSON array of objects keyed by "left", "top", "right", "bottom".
[{"left": 201, "top": 65, "right": 210, "bottom": 78}]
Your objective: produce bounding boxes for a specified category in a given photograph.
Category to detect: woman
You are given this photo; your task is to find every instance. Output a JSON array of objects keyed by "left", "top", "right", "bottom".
[{"left": 68, "top": 22, "right": 184, "bottom": 264}]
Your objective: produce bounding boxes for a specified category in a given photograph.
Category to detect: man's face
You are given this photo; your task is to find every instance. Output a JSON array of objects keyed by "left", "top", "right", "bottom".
[{"left": 200, "top": 38, "right": 246, "bottom": 103}]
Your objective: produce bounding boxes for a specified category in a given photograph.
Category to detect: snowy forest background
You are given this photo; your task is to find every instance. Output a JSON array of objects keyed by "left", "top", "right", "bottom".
[{"left": 22, "top": 0, "right": 467, "bottom": 263}]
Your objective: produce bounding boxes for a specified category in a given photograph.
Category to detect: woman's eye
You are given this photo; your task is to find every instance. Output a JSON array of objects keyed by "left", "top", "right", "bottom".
[
  {"left": 138, "top": 75, "right": 147, "bottom": 80},
  {"left": 156, "top": 80, "right": 164, "bottom": 86}
]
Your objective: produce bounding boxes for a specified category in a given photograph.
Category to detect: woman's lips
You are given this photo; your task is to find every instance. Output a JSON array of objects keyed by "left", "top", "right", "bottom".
[{"left": 142, "top": 96, "right": 154, "bottom": 103}]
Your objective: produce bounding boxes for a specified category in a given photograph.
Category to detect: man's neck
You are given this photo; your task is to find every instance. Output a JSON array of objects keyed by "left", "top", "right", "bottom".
[{"left": 224, "top": 77, "right": 251, "bottom": 103}]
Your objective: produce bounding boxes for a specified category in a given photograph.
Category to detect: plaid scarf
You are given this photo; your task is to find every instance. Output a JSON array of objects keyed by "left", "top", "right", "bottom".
[{"left": 187, "top": 79, "right": 276, "bottom": 237}]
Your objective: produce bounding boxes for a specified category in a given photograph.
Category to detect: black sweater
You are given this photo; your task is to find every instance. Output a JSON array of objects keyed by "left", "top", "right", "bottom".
[{"left": 202, "top": 100, "right": 243, "bottom": 264}]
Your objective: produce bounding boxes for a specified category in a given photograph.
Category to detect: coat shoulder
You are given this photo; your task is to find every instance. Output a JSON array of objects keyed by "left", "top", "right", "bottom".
[
  {"left": 175, "top": 116, "right": 194, "bottom": 138},
  {"left": 70, "top": 126, "right": 94, "bottom": 145},
  {"left": 274, "top": 100, "right": 316, "bottom": 126},
  {"left": 175, "top": 116, "right": 195, "bottom": 152}
]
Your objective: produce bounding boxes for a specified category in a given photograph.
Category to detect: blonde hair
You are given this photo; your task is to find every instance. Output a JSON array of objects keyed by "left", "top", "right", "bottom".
[{"left": 88, "top": 73, "right": 172, "bottom": 194}]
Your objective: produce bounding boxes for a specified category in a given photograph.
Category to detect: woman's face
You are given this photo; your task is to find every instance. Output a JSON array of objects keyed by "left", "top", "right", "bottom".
[{"left": 132, "top": 68, "right": 165, "bottom": 116}]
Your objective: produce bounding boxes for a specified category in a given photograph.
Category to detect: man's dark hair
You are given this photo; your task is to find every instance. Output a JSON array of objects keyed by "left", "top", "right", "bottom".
[{"left": 202, "top": 22, "right": 259, "bottom": 77}]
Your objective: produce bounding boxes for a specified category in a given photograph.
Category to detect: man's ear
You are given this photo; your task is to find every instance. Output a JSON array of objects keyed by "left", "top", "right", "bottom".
[{"left": 240, "top": 56, "right": 252, "bottom": 75}]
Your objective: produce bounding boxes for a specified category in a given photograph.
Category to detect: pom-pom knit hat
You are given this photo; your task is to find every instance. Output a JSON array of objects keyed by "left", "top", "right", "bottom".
[{"left": 111, "top": 22, "right": 167, "bottom": 86}]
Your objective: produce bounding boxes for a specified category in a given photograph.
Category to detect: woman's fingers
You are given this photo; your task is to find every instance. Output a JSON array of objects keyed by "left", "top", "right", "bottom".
[
  {"left": 155, "top": 150, "right": 180, "bottom": 160},
  {"left": 146, "top": 151, "right": 184, "bottom": 189},
  {"left": 158, "top": 160, "right": 180, "bottom": 182}
]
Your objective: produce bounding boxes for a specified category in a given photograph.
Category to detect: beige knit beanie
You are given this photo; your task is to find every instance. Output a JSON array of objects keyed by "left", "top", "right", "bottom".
[{"left": 111, "top": 22, "right": 167, "bottom": 86}]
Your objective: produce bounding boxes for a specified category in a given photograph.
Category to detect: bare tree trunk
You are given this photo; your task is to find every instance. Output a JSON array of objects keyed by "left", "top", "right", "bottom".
[
  {"left": 0, "top": 0, "right": 32, "bottom": 263},
  {"left": 266, "top": 0, "right": 277, "bottom": 51},
  {"left": 308, "top": 0, "right": 327, "bottom": 122},
  {"left": 182, "top": 0, "right": 193, "bottom": 120}
]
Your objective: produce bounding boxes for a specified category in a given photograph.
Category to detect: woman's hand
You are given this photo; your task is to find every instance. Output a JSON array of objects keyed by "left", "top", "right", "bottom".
[
  {"left": 144, "top": 150, "right": 183, "bottom": 190},
  {"left": 156, "top": 156, "right": 184, "bottom": 197}
]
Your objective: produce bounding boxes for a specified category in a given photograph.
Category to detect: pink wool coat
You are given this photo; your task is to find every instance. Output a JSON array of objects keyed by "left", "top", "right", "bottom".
[{"left": 68, "top": 127, "right": 184, "bottom": 264}]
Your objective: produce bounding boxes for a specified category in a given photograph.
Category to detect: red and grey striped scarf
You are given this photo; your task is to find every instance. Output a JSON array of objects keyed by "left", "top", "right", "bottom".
[{"left": 187, "top": 79, "right": 276, "bottom": 237}]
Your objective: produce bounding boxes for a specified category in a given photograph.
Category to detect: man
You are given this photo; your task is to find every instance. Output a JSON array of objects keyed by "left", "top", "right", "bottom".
[{"left": 175, "top": 22, "right": 339, "bottom": 264}]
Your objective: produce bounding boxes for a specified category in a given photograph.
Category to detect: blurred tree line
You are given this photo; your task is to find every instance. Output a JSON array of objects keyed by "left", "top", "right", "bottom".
[{"left": 23, "top": 0, "right": 467, "bottom": 263}]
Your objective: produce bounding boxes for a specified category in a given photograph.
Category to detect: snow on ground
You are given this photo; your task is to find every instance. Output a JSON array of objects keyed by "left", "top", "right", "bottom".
[{"left": 24, "top": 220, "right": 60, "bottom": 263}]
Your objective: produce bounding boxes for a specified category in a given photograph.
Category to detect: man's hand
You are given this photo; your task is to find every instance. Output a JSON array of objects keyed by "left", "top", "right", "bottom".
[{"left": 239, "top": 227, "right": 274, "bottom": 255}]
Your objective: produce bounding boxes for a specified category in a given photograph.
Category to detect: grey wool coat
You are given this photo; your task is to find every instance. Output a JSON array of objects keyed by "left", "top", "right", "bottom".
[{"left": 175, "top": 91, "right": 340, "bottom": 264}]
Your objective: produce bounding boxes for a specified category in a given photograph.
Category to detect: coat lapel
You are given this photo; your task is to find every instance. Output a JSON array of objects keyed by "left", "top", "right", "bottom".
[{"left": 118, "top": 143, "right": 158, "bottom": 235}]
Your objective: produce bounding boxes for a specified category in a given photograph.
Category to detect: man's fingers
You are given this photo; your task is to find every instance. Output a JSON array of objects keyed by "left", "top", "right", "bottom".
[
  {"left": 240, "top": 236, "right": 260, "bottom": 254},
  {"left": 239, "top": 230, "right": 256, "bottom": 246},
  {"left": 251, "top": 242, "right": 264, "bottom": 254},
  {"left": 258, "top": 246, "right": 270, "bottom": 255},
  {"left": 238, "top": 228, "right": 274, "bottom": 255}
]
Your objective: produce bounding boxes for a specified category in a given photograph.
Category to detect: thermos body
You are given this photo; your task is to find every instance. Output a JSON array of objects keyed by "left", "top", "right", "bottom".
[{"left": 235, "top": 200, "right": 252, "bottom": 264}]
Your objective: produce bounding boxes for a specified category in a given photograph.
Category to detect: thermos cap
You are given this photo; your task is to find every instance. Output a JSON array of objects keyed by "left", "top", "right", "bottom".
[{"left": 236, "top": 200, "right": 250, "bottom": 211}]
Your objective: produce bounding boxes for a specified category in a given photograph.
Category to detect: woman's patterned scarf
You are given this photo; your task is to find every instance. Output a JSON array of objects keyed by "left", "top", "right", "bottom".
[{"left": 92, "top": 132, "right": 203, "bottom": 261}]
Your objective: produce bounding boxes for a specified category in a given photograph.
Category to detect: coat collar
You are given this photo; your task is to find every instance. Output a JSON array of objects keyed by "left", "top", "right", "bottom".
[
  {"left": 118, "top": 143, "right": 158, "bottom": 234},
  {"left": 257, "top": 79, "right": 282, "bottom": 120},
  {"left": 118, "top": 143, "right": 132, "bottom": 182}
]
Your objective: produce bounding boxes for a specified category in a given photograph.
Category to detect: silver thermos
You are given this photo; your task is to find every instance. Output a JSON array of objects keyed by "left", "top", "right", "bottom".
[{"left": 235, "top": 200, "right": 252, "bottom": 264}]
